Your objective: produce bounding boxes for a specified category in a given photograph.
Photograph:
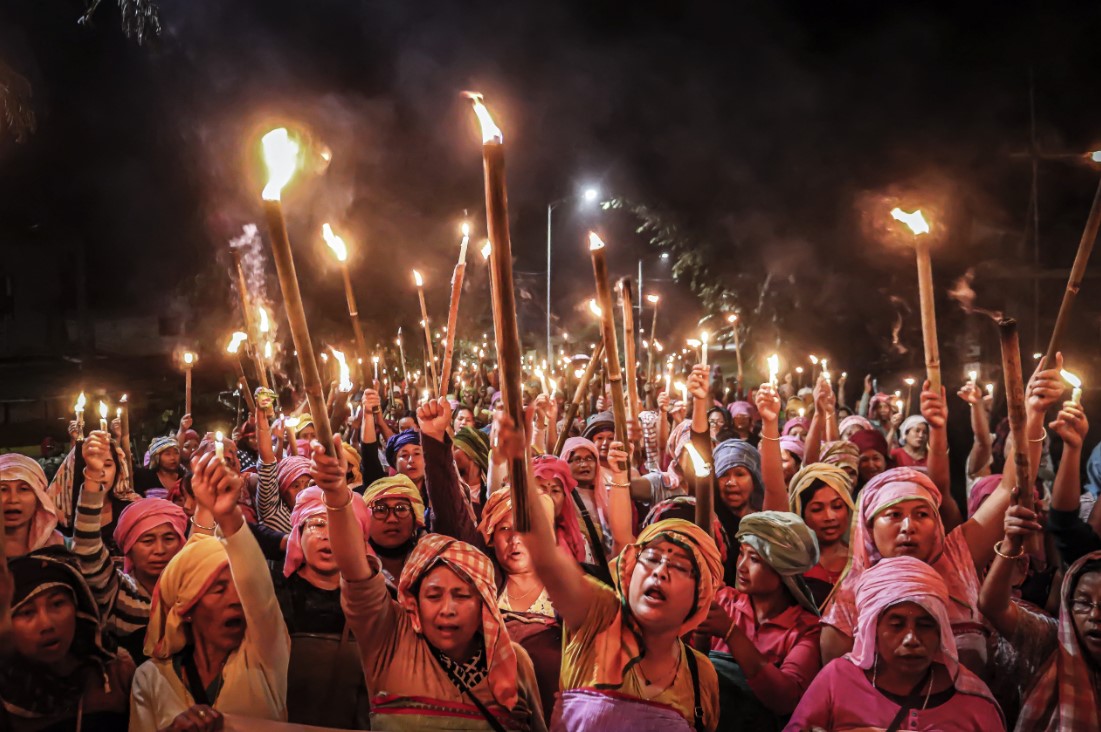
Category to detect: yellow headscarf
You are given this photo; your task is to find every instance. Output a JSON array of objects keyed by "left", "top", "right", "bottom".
[
  {"left": 361, "top": 475, "right": 426, "bottom": 528},
  {"left": 144, "top": 535, "right": 228, "bottom": 660}
]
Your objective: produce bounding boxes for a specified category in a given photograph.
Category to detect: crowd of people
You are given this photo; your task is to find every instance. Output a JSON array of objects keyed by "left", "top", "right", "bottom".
[{"left": 0, "top": 354, "right": 1099, "bottom": 731}]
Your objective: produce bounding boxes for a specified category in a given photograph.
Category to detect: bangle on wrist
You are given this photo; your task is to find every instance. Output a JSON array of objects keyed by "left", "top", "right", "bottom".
[
  {"left": 324, "top": 489, "right": 355, "bottom": 511},
  {"left": 993, "top": 540, "right": 1025, "bottom": 560},
  {"left": 760, "top": 435, "right": 781, "bottom": 442},
  {"left": 190, "top": 515, "right": 216, "bottom": 533},
  {"left": 609, "top": 480, "right": 631, "bottom": 488},
  {"left": 1028, "top": 428, "right": 1048, "bottom": 444},
  {"left": 81, "top": 468, "right": 107, "bottom": 486}
]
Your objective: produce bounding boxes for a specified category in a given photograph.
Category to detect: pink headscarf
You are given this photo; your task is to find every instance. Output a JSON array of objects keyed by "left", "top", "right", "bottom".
[
  {"left": 967, "top": 474, "right": 1003, "bottom": 518},
  {"left": 727, "top": 401, "right": 758, "bottom": 422},
  {"left": 560, "top": 437, "right": 608, "bottom": 519},
  {"left": 779, "top": 435, "right": 805, "bottom": 461},
  {"left": 283, "top": 486, "right": 373, "bottom": 577},
  {"left": 532, "top": 455, "right": 587, "bottom": 563},
  {"left": 0, "top": 453, "right": 63, "bottom": 551},
  {"left": 857, "top": 468, "right": 944, "bottom": 567},
  {"left": 781, "top": 417, "right": 809, "bottom": 437},
  {"left": 838, "top": 415, "right": 874, "bottom": 436},
  {"left": 275, "top": 456, "right": 312, "bottom": 499},
  {"left": 112, "top": 498, "right": 188, "bottom": 574}
]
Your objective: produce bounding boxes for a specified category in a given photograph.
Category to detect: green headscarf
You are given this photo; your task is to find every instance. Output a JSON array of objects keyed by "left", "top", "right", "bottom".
[
  {"left": 736, "top": 511, "right": 821, "bottom": 615},
  {"left": 453, "top": 426, "right": 490, "bottom": 475}
]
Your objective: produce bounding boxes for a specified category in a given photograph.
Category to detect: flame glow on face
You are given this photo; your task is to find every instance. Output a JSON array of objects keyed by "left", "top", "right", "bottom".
[
  {"left": 321, "top": 223, "right": 348, "bottom": 262},
  {"left": 588, "top": 299, "right": 602, "bottom": 318},
  {"left": 588, "top": 232, "right": 606, "bottom": 251},
  {"left": 261, "top": 128, "right": 301, "bottom": 201},
  {"left": 464, "top": 92, "right": 503, "bottom": 144},
  {"left": 226, "top": 331, "right": 248, "bottom": 354},
  {"left": 258, "top": 306, "right": 270, "bottom": 334},
  {"left": 331, "top": 349, "right": 353, "bottom": 392},
  {"left": 1060, "top": 369, "right": 1082, "bottom": 389},
  {"left": 890, "top": 207, "right": 930, "bottom": 236},
  {"left": 413, "top": 269, "right": 424, "bottom": 287},
  {"left": 684, "top": 442, "right": 711, "bottom": 478}
]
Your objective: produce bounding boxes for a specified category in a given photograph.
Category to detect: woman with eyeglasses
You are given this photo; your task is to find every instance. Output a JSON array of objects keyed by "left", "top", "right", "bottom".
[
  {"left": 274, "top": 485, "right": 375, "bottom": 727},
  {"left": 360, "top": 475, "right": 426, "bottom": 588}
]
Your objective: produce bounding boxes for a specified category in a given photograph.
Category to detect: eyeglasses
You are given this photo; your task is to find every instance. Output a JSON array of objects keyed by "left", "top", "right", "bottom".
[
  {"left": 370, "top": 502, "right": 413, "bottom": 520},
  {"left": 1071, "top": 598, "right": 1101, "bottom": 616},
  {"left": 303, "top": 518, "right": 328, "bottom": 533},
  {"left": 637, "top": 549, "right": 696, "bottom": 579},
  {"left": 567, "top": 454, "right": 597, "bottom": 465}
]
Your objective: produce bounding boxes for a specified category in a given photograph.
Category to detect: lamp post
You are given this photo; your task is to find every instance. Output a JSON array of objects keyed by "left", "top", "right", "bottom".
[{"left": 546, "top": 186, "right": 599, "bottom": 362}]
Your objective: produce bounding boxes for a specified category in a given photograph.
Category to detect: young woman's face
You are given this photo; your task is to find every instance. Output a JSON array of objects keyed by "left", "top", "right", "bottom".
[
  {"left": 128, "top": 524, "right": 183, "bottom": 588},
  {"left": 1071, "top": 571, "right": 1101, "bottom": 662},
  {"left": 300, "top": 516, "right": 337, "bottom": 576},
  {"left": 1, "top": 480, "right": 38, "bottom": 532},
  {"left": 802, "top": 486, "right": 851, "bottom": 546},
  {"left": 11, "top": 589, "right": 76, "bottom": 667},
  {"left": 395, "top": 444, "right": 425, "bottom": 484},
  {"left": 780, "top": 450, "right": 800, "bottom": 483},
  {"left": 453, "top": 409, "right": 475, "bottom": 432},
  {"left": 190, "top": 566, "right": 246, "bottom": 657},
  {"left": 871, "top": 499, "right": 938, "bottom": 562},
  {"left": 858, "top": 450, "right": 887, "bottom": 482},
  {"left": 158, "top": 447, "right": 181, "bottom": 472},
  {"left": 735, "top": 543, "right": 782, "bottom": 596},
  {"left": 875, "top": 601, "right": 939, "bottom": 677},
  {"left": 628, "top": 539, "right": 698, "bottom": 634},
  {"left": 718, "top": 466, "right": 755, "bottom": 513},
  {"left": 297, "top": 425, "right": 318, "bottom": 443},
  {"left": 535, "top": 476, "right": 567, "bottom": 518},
  {"left": 874, "top": 402, "right": 892, "bottom": 422},
  {"left": 101, "top": 450, "right": 118, "bottom": 488},
  {"left": 786, "top": 425, "right": 807, "bottom": 441},
  {"left": 367, "top": 496, "right": 416, "bottom": 548},
  {"left": 417, "top": 565, "right": 483, "bottom": 662},
  {"left": 707, "top": 413, "right": 726, "bottom": 439},
  {"left": 280, "top": 474, "right": 312, "bottom": 510},
  {"left": 491, "top": 520, "right": 533, "bottom": 575},
  {"left": 841, "top": 424, "right": 864, "bottom": 441},
  {"left": 904, "top": 423, "right": 929, "bottom": 451}
]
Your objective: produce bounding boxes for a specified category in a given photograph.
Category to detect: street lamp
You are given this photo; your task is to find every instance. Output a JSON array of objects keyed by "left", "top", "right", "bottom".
[{"left": 547, "top": 186, "right": 600, "bottom": 360}]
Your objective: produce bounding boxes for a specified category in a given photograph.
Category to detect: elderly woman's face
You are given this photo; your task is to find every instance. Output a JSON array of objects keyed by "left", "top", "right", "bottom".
[
  {"left": 417, "top": 564, "right": 483, "bottom": 661},
  {"left": 396, "top": 445, "right": 425, "bottom": 484},
  {"left": 1, "top": 480, "right": 38, "bottom": 532},
  {"left": 858, "top": 450, "right": 887, "bottom": 482},
  {"left": 11, "top": 589, "right": 76, "bottom": 667},
  {"left": 567, "top": 450, "right": 597, "bottom": 484},
  {"left": 368, "top": 496, "right": 416, "bottom": 548},
  {"left": 876, "top": 601, "right": 939, "bottom": 676},
  {"left": 492, "top": 520, "right": 532, "bottom": 575},
  {"left": 129, "top": 523, "right": 183, "bottom": 588},
  {"left": 1071, "top": 571, "right": 1101, "bottom": 662},
  {"left": 190, "top": 565, "right": 245, "bottom": 656},
  {"left": 535, "top": 476, "right": 566, "bottom": 517},
  {"left": 628, "top": 539, "right": 697, "bottom": 634},
  {"left": 871, "top": 499, "right": 938, "bottom": 562},
  {"left": 718, "top": 466, "right": 755, "bottom": 514}
]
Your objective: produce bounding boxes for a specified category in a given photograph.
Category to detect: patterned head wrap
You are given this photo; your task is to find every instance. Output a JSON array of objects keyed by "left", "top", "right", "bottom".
[
  {"left": 838, "top": 415, "right": 874, "bottom": 436},
  {"left": 857, "top": 468, "right": 944, "bottom": 567},
  {"left": 275, "top": 456, "right": 312, "bottom": 500},
  {"left": 340, "top": 441, "right": 363, "bottom": 491},
  {"left": 453, "top": 427, "right": 491, "bottom": 475},
  {"left": 112, "top": 498, "right": 188, "bottom": 575},
  {"left": 779, "top": 435, "right": 805, "bottom": 461},
  {"left": 712, "top": 439, "right": 764, "bottom": 509},
  {"left": 642, "top": 496, "right": 730, "bottom": 567},
  {"left": 145, "top": 536, "right": 231, "bottom": 659},
  {"left": 788, "top": 463, "right": 855, "bottom": 518},
  {"left": 385, "top": 429, "right": 421, "bottom": 469},
  {"left": 397, "top": 534, "right": 518, "bottom": 709},
  {"left": 283, "top": 486, "right": 373, "bottom": 577},
  {"left": 532, "top": 455, "right": 587, "bottom": 563},
  {"left": 820, "top": 440, "right": 860, "bottom": 474},
  {"left": 781, "top": 417, "right": 809, "bottom": 437},
  {"left": 1, "top": 453, "right": 62, "bottom": 551},
  {"left": 665, "top": 420, "right": 694, "bottom": 467},
  {"left": 1017, "top": 551, "right": 1101, "bottom": 731},
  {"left": 361, "top": 475, "right": 426, "bottom": 528},
  {"left": 590, "top": 519, "right": 722, "bottom": 688},
  {"left": 477, "top": 488, "right": 515, "bottom": 544},
  {"left": 147, "top": 436, "right": 179, "bottom": 469},
  {"left": 736, "top": 511, "right": 821, "bottom": 615}
]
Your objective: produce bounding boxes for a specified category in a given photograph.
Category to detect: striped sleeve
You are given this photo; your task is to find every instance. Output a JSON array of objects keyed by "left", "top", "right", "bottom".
[
  {"left": 255, "top": 459, "right": 292, "bottom": 534},
  {"left": 71, "top": 486, "right": 120, "bottom": 614}
]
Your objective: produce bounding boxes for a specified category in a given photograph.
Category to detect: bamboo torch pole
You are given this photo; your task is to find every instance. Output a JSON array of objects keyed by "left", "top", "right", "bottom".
[
  {"left": 259, "top": 128, "right": 336, "bottom": 457},
  {"left": 892, "top": 208, "right": 941, "bottom": 392},
  {"left": 1043, "top": 177, "right": 1101, "bottom": 366},
  {"left": 226, "top": 333, "right": 257, "bottom": 414},
  {"left": 321, "top": 224, "right": 371, "bottom": 382},
  {"left": 413, "top": 270, "right": 440, "bottom": 397},
  {"left": 554, "top": 339, "right": 605, "bottom": 455},
  {"left": 998, "top": 317, "right": 1041, "bottom": 555},
  {"left": 618, "top": 277, "right": 642, "bottom": 424},
  {"left": 467, "top": 93, "right": 532, "bottom": 531},
  {"left": 440, "top": 226, "right": 470, "bottom": 396},
  {"left": 589, "top": 234, "right": 628, "bottom": 443}
]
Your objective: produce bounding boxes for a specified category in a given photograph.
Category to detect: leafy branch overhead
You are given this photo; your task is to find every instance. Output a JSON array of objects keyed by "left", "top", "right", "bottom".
[{"left": 79, "top": 0, "right": 164, "bottom": 45}]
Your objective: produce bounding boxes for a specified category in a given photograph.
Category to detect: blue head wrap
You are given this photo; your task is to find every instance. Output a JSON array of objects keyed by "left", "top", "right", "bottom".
[
  {"left": 385, "top": 429, "right": 421, "bottom": 468},
  {"left": 713, "top": 439, "right": 764, "bottom": 507}
]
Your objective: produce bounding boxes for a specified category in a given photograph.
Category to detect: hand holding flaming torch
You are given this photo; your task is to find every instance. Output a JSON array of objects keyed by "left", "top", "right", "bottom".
[
  {"left": 182, "top": 352, "right": 196, "bottom": 415},
  {"left": 891, "top": 207, "right": 941, "bottom": 393},
  {"left": 259, "top": 127, "right": 336, "bottom": 456}
]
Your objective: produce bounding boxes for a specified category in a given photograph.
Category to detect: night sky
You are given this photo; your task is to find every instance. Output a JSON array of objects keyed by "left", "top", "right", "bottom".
[{"left": 2, "top": 1, "right": 1100, "bottom": 388}]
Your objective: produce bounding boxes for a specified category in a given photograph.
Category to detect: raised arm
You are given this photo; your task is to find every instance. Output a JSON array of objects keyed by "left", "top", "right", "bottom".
[
  {"left": 310, "top": 437, "right": 374, "bottom": 582},
  {"left": 71, "top": 432, "right": 120, "bottom": 613},
  {"left": 804, "top": 376, "right": 835, "bottom": 465},
  {"left": 978, "top": 496, "right": 1042, "bottom": 639},
  {"left": 1027, "top": 356, "right": 1067, "bottom": 490},
  {"left": 920, "top": 384, "right": 959, "bottom": 529},
  {"left": 958, "top": 383, "right": 993, "bottom": 478},
  {"left": 755, "top": 384, "right": 789, "bottom": 512},
  {"left": 605, "top": 441, "right": 636, "bottom": 554},
  {"left": 418, "top": 398, "right": 481, "bottom": 548},
  {"left": 688, "top": 364, "right": 709, "bottom": 437}
]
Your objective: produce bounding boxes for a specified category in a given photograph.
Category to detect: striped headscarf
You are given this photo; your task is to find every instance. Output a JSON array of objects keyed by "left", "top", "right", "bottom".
[
  {"left": 397, "top": 534, "right": 518, "bottom": 709},
  {"left": 642, "top": 496, "right": 730, "bottom": 567},
  {"left": 736, "top": 511, "right": 821, "bottom": 615},
  {"left": 453, "top": 426, "right": 491, "bottom": 476},
  {"left": 48, "top": 441, "right": 139, "bottom": 528},
  {"left": 820, "top": 440, "right": 860, "bottom": 475},
  {"left": 477, "top": 488, "right": 514, "bottom": 544},
  {"left": 147, "top": 436, "right": 179, "bottom": 469},
  {"left": 361, "top": 475, "right": 426, "bottom": 528},
  {"left": 275, "top": 456, "right": 312, "bottom": 501},
  {"left": 1017, "top": 551, "right": 1101, "bottom": 731}
]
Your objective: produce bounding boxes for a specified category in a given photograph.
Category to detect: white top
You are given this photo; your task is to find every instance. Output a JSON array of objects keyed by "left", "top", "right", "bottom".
[{"left": 128, "top": 525, "right": 291, "bottom": 731}]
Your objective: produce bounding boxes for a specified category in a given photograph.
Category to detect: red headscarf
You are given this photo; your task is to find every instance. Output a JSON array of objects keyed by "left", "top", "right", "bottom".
[{"left": 532, "top": 455, "right": 587, "bottom": 563}]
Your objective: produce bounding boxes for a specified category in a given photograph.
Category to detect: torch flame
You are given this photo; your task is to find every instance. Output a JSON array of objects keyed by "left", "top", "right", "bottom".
[
  {"left": 767, "top": 354, "right": 780, "bottom": 384},
  {"left": 904, "top": 377, "right": 915, "bottom": 386},
  {"left": 226, "top": 332, "right": 247, "bottom": 355},
  {"left": 331, "top": 349, "right": 353, "bottom": 392},
  {"left": 890, "top": 207, "right": 930, "bottom": 236},
  {"left": 261, "top": 128, "right": 301, "bottom": 201},
  {"left": 216, "top": 430, "right": 224, "bottom": 442},
  {"left": 461, "top": 222, "right": 471, "bottom": 237},
  {"left": 588, "top": 232, "right": 606, "bottom": 251},
  {"left": 727, "top": 313, "right": 738, "bottom": 323},
  {"left": 684, "top": 442, "right": 712, "bottom": 478},
  {"left": 686, "top": 339, "right": 701, "bottom": 348},
  {"left": 647, "top": 294, "right": 660, "bottom": 304},
  {"left": 588, "top": 299, "right": 602, "bottom": 318},
  {"left": 321, "top": 223, "right": 348, "bottom": 262},
  {"left": 98, "top": 401, "right": 108, "bottom": 420},
  {"left": 1060, "top": 369, "right": 1082, "bottom": 389},
  {"left": 413, "top": 269, "right": 424, "bottom": 287},
  {"left": 264, "top": 341, "right": 273, "bottom": 360},
  {"left": 809, "top": 354, "right": 819, "bottom": 365},
  {"left": 258, "top": 306, "right": 270, "bottom": 334},
  {"left": 183, "top": 352, "right": 195, "bottom": 366},
  {"left": 75, "top": 392, "right": 86, "bottom": 413},
  {"left": 464, "top": 92, "right": 503, "bottom": 144},
  {"left": 481, "top": 241, "right": 492, "bottom": 260}
]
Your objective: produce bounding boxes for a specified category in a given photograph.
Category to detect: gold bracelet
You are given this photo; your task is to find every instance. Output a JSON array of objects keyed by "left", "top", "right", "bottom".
[
  {"left": 993, "top": 540, "right": 1025, "bottom": 561},
  {"left": 609, "top": 480, "right": 631, "bottom": 488},
  {"left": 189, "top": 516, "right": 216, "bottom": 533},
  {"left": 1028, "top": 428, "right": 1048, "bottom": 443},
  {"left": 760, "top": 435, "right": 781, "bottom": 442},
  {"left": 324, "top": 490, "right": 355, "bottom": 511}
]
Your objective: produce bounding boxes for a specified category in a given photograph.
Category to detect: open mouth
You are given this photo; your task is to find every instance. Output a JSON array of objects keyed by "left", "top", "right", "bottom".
[
  {"left": 642, "top": 584, "right": 667, "bottom": 603},
  {"left": 38, "top": 638, "right": 62, "bottom": 653},
  {"left": 223, "top": 615, "right": 246, "bottom": 631},
  {"left": 1084, "top": 629, "right": 1101, "bottom": 642}
]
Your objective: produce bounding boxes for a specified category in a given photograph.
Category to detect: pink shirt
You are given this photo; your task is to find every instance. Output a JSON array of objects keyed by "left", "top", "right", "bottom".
[
  {"left": 710, "top": 587, "right": 821, "bottom": 714},
  {"left": 785, "top": 657, "right": 1004, "bottom": 731}
]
